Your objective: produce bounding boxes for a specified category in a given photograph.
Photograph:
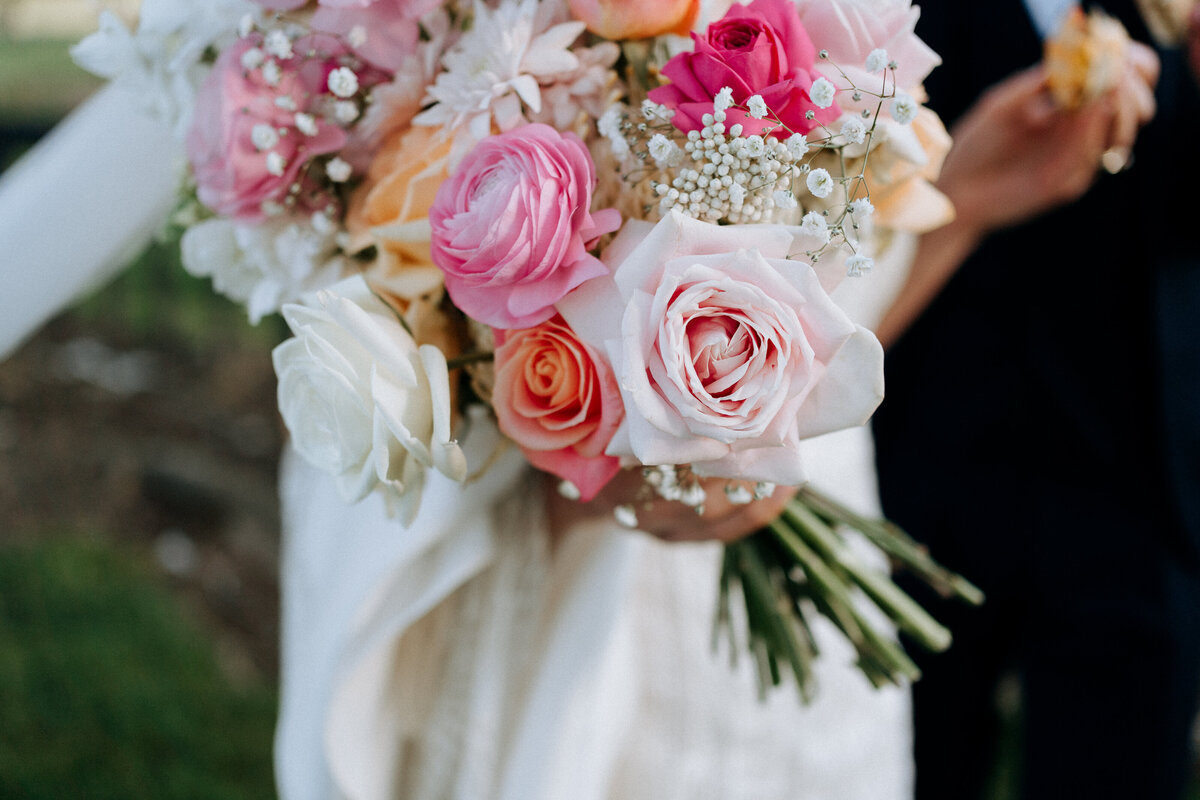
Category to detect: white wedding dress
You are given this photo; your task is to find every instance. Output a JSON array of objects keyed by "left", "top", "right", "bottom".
[{"left": 1, "top": 88, "right": 916, "bottom": 800}]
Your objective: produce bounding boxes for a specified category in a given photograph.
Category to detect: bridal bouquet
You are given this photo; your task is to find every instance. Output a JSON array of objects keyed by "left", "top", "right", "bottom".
[{"left": 75, "top": 0, "right": 980, "bottom": 698}]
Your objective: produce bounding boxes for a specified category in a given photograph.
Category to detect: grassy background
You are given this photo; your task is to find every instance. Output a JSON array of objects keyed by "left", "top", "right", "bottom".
[{"left": 0, "top": 539, "right": 277, "bottom": 800}]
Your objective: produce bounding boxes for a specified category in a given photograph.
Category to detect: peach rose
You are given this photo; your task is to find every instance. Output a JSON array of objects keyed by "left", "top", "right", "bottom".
[
  {"left": 492, "top": 316, "right": 623, "bottom": 500},
  {"left": 568, "top": 0, "right": 699, "bottom": 39},
  {"left": 863, "top": 107, "right": 954, "bottom": 234},
  {"left": 346, "top": 125, "right": 452, "bottom": 299}
]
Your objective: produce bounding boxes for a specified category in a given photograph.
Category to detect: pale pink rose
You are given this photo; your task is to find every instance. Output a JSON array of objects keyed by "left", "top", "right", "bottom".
[
  {"left": 187, "top": 35, "right": 347, "bottom": 221},
  {"left": 647, "top": 0, "right": 839, "bottom": 137},
  {"left": 492, "top": 317, "right": 623, "bottom": 500},
  {"left": 795, "top": 0, "right": 941, "bottom": 113},
  {"left": 559, "top": 210, "right": 884, "bottom": 485},
  {"left": 567, "top": 0, "right": 699, "bottom": 39},
  {"left": 429, "top": 123, "right": 620, "bottom": 330}
]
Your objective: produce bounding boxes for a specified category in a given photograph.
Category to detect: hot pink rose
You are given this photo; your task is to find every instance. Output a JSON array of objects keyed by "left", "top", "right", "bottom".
[
  {"left": 429, "top": 124, "right": 620, "bottom": 330},
  {"left": 795, "top": 0, "right": 940, "bottom": 114},
  {"left": 187, "top": 35, "right": 347, "bottom": 221},
  {"left": 648, "top": 0, "right": 840, "bottom": 137},
  {"left": 492, "top": 317, "right": 623, "bottom": 500},
  {"left": 560, "top": 210, "right": 883, "bottom": 485}
]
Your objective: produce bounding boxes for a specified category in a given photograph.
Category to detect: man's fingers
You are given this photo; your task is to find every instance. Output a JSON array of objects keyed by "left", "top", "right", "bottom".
[{"left": 1126, "top": 40, "right": 1161, "bottom": 87}]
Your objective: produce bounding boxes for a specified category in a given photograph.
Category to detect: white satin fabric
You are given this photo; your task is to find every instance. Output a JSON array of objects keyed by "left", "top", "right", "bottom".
[
  {"left": 275, "top": 240, "right": 918, "bottom": 800},
  {"left": 0, "top": 84, "right": 183, "bottom": 360}
]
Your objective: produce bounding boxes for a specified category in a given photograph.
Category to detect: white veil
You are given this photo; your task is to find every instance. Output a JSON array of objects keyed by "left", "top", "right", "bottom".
[{"left": 0, "top": 83, "right": 182, "bottom": 359}]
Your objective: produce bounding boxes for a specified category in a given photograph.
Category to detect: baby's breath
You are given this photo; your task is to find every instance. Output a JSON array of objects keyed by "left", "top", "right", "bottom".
[{"left": 606, "top": 52, "right": 916, "bottom": 267}]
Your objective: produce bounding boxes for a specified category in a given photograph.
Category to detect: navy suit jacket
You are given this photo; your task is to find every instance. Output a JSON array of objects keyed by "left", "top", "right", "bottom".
[{"left": 873, "top": 0, "right": 1200, "bottom": 563}]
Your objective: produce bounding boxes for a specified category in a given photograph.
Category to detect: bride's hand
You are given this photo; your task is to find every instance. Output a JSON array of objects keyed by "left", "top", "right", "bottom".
[{"left": 545, "top": 468, "right": 796, "bottom": 544}]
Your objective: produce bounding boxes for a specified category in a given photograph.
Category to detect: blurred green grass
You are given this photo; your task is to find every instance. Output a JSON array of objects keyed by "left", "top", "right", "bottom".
[
  {"left": 0, "top": 538, "right": 277, "bottom": 800},
  {"left": 0, "top": 38, "right": 101, "bottom": 130}
]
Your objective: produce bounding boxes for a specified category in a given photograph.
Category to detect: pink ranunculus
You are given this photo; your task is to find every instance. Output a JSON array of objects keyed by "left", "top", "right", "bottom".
[
  {"left": 647, "top": 0, "right": 840, "bottom": 137},
  {"left": 795, "top": 0, "right": 941, "bottom": 114},
  {"left": 187, "top": 35, "right": 348, "bottom": 221},
  {"left": 560, "top": 210, "right": 884, "bottom": 485},
  {"left": 492, "top": 317, "right": 623, "bottom": 500},
  {"left": 429, "top": 124, "right": 621, "bottom": 330},
  {"left": 568, "top": 0, "right": 699, "bottom": 39}
]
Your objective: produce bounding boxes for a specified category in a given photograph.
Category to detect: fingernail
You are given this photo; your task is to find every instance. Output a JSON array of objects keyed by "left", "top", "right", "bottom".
[{"left": 1101, "top": 146, "right": 1131, "bottom": 174}]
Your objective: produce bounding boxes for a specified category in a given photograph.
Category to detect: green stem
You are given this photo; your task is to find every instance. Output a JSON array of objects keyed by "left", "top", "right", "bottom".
[
  {"left": 783, "top": 503, "right": 953, "bottom": 653},
  {"left": 796, "top": 487, "right": 985, "bottom": 606},
  {"left": 445, "top": 351, "right": 494, "bottom": 370},
  {"left": 769, "top": 521, "right": 922, "bottom": 683}
]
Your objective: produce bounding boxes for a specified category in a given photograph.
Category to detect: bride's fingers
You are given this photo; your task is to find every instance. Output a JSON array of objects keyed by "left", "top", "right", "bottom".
[{"left": 642, "top": 482, "right": 794, "bottom": 543}]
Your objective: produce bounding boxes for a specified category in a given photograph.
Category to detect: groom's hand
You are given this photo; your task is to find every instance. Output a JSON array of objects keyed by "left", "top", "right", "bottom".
[
  {"left": 1189, "top": 5, "right": 1200, "bottom": 86},
  {"left": 936, "top": 44, "right": 1158, "bottom": 242}
]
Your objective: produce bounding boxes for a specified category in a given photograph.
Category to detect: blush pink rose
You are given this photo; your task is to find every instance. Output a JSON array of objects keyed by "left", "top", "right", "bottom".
[
  {"left": 429, "top": 124, "right": 621, "bottom": 330},
  {"left": 492, "top": 317, "right": 623, "bottom": 500},
  {"left": 648, "top": 0, "right": 840, "bottom": 137},
  {"left": 311, "top": 0, "right": 443, "bottom": 72},
  {"left": 249, "top": 1, "right": 439, "bottom": 71},
  {"left": 187, "top": 35, "right": 347, "bottom": 221},
  {"left": 559, "top": 210, "right": 884, "bottom": 485},
  {"left": 795, "top": 0, "right": 940, "bottom": 114}
]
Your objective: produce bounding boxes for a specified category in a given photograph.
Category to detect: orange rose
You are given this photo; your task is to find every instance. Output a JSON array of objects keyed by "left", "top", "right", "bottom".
[
  {"left": 345, "top": 124, "right": 453, "bottom": 300},
  {"left": 567, "top": 0, "right": 699, "bottom": 39}
]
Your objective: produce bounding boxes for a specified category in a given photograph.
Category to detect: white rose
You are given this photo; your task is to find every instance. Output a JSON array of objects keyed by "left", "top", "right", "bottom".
[{"left": 272, "top": 275, "right": 467, "bottom": 523}]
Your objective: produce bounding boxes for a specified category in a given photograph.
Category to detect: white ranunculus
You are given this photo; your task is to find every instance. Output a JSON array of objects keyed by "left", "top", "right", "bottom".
[
  {"left": 181, "top": 216, "right": 347, "bottom": 324},
  {"left": 272, "top": 276, "right": 467, "bottom": 523}
]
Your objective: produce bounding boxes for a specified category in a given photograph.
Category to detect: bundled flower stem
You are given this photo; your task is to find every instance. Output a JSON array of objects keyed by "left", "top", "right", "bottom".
[{"left": 720, "top": 488, "right": 984, "bottom": 700}]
